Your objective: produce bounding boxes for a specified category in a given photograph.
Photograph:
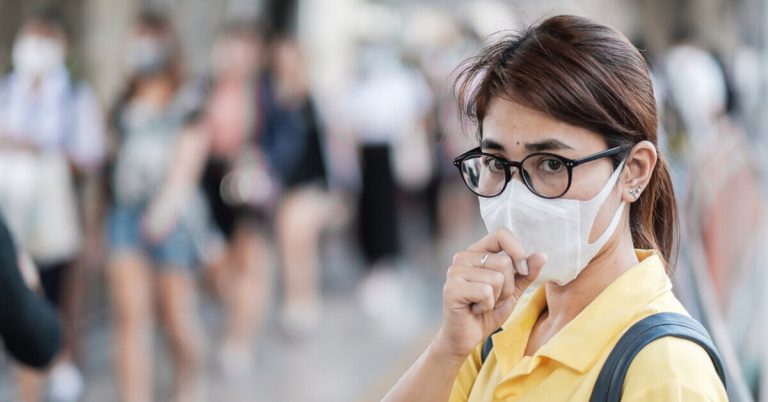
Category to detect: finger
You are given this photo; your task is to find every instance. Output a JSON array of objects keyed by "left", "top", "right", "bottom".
[
  {"left": 445, "top": 278, "right": 495, "bottom": 314},
  {"left": 467, "top": 228, "right": 529, "bottom": 275},
  {"left": 463, "top": 282, "right": 496, "bottom": 315},
  {"left": 513, "top": 252, "right": 548, "bottom": 297},
  {"left": 448, "top": 264, "right": 505, "bottom": 302},
  {"left": 451, "top": 251, "right": 516, "bottom": 301}
]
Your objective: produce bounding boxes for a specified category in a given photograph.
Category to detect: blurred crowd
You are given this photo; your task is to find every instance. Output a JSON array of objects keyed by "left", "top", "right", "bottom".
[
  {"left": 0, "top": 2, "right": 767, "bottom": 402},
  {"left": 0, "top": 6, "right": 479, "bottom": 402}
]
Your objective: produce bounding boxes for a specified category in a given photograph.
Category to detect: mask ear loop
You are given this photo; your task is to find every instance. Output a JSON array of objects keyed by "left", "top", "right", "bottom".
[
  {"left": 589, "top": 160, "right": 627, "bottom": 204},
  {"left": 584, "top": 160, "right": 628, "bottom": 249}
]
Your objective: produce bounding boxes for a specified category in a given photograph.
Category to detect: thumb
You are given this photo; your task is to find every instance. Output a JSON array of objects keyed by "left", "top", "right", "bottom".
[{"left": 513, "top": 252, "right": 547, "bottom": 297}]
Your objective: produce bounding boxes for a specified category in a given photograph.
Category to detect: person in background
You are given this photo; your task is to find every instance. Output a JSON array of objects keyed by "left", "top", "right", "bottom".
[
  {"left": 664, "top": 42, "right": 766, "bottom": 390},
  {"left": 0, "top": 8, "right": 105, "bottom": 402},
  {"left": 270, "top": 36, "right": 333, "bottom": 336},
  {"left": 200, "top": 21, "right": 272, "bottom": 377},
  {"left": 0, "top": 214, "right": 62, "bottom": 376},
  {"left": 106, "top": 12, "right": 210, "bottom": 402},
  {"left": 346, "top": 42, "right": 434, "bottom": 324}
]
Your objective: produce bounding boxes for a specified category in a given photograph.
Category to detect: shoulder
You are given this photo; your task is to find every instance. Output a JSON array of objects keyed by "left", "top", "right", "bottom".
[{"left": 621, "top": 336, "right": 727, "bottom": 401}]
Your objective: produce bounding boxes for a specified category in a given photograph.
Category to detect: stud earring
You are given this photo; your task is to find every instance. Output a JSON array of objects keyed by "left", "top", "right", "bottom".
[{"left": 629, "top": 187, "right": 642, "bottom": 200}]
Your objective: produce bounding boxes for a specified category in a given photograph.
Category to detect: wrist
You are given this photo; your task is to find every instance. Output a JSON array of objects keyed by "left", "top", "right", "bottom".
[{"left": 430, "top": 329, "right": 472, "bottom": 367}]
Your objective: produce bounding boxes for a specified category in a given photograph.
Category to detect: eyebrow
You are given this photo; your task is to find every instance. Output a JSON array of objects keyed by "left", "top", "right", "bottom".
[
  {"left": 480, "top": 138, "right": 574, "bottom": 152},
  {"left": 525, "top": 139, "right": 574, "bottom": 152}
]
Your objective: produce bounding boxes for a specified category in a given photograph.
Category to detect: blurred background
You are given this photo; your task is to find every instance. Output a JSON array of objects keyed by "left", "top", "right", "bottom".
[{"left": 0, "top": 0, "right": 766, "bottom": 401}]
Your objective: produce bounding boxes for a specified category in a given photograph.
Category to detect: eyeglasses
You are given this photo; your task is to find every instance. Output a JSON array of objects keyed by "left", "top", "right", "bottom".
[{"left": 452, "top": 145, "right": 630, "bottom": 199}]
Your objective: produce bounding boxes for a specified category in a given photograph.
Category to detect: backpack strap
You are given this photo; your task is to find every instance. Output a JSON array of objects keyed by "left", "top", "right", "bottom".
[
  {"left": 589, "top": 312, "right": 727, "bottom": 402},
  {"left": 480, "top": 327, "right": 503, "bottom": 364}
]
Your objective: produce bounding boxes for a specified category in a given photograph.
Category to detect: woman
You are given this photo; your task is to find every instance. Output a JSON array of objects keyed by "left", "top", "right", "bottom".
[
  {"left": 270, "top": 36, "right": 332, "bottom": 336},
  {"left": 385, "top": 15, "right": 727, "bottom": 401},
  {"left": 107, "top": 13, "right": 209, "bottom": 402},
  {"left": 201, "top": 21, "right": 271, "bottom": 377}
]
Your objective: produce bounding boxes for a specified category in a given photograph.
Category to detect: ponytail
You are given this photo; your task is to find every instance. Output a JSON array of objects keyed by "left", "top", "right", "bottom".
[{"left": 630, "top": 153, "right": 679, "bottom": 272}]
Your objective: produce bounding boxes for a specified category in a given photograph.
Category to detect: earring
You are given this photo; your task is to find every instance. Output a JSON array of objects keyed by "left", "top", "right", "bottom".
[{"left": 629, "top": 187, "right": 642, "bottom": 200}]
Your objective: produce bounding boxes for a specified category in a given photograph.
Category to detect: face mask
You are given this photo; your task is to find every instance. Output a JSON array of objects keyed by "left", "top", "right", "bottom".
[
  {"left": 12, "top": 36, "right": 64, "bottom": 77},
  {"left": 125, "top": 36, "right": 173, "bottom": 76},
  {"left": 479, "top": 160, "right": 626, "bottom": 286}
]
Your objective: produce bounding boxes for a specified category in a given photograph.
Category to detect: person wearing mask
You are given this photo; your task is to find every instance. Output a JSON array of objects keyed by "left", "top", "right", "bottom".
[
  {"left": 200, "top": 22, "right": 272, "bottom": 377},
  {"left": 385, "top": 15, "right": 727, "bottom": 401},
  {"left": 106, "top": 13, "right": 210, "bottom": 402},
  {"left": 0, "top": 8, "right": 105, "bottom": 402}
]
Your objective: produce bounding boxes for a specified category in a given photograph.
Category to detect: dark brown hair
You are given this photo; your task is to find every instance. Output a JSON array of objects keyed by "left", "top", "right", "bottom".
[{"left": 455, "top": 15, "right": 678, "bottom": 269}]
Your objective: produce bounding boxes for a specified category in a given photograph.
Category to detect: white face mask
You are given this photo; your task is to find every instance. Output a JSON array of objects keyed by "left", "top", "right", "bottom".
[
  {"left": 12, "top": 36, "right": 64, "bottom": 77},
  {"left": 125, "top": 36, "right": 173, "bottom": 76},
  {"left": 479, "top": 160, "right": 626, "bottom": 286}
]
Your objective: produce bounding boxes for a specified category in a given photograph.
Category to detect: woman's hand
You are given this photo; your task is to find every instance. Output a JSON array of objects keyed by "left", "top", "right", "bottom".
[
  {"left": 435, "top": 228, "right": 548, "bottom": 360},
  {"left": 383, "top": 228, "right": 547, "bottom": 402},
  {"left": 140, "top": 195, "right": 181, "bottom": 244}
]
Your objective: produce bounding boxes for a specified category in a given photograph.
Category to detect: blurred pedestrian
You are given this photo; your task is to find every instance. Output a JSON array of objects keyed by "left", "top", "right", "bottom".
[
  {"left": 106, "top": 12, "right": 210, "bottom": 402},
  {"left": 664, "top": 43, "right": 766, "bottom": 391},
  {"left": 0, "top": 213, "right": 62, "bottom": 375},
  {"left": 346, "top": 42, "right": 433, "bottom": 323},
  {"left": 269, "top": 36, "right": 334, "bottom": 336},
  {"left": 200, "top": 21, "right": 272, "bottom": 377},
  {"left": 0, "top": 8, "right": 105, "bottom": 402}
]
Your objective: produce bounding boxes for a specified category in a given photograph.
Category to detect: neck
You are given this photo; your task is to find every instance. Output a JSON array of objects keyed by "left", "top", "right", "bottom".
[{"left": 542, "top": 222, "right": 639, "bottom": 324}]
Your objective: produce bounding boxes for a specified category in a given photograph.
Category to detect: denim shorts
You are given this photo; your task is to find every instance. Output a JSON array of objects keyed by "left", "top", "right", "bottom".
[{"left": 107, "top": 205, "right": 199, "bottom": 270}]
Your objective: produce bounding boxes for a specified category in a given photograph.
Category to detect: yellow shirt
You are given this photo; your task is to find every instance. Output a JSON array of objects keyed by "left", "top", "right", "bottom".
[{"left": 449, "top": 250, "right": 728, "bottom": 402}]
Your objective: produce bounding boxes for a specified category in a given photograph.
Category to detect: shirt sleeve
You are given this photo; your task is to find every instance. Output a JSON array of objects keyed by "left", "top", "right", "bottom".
[
  {"left": 621, "top": 337, "right": 728, "bottom": 402},
  {"left": 448, "top": 343, "right": 484, "bottom": 402}
]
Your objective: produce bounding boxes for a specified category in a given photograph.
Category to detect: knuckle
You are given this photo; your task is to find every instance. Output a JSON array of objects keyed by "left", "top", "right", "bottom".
[
  {"left": 442, "top": 282, "right": 452, "bottom": 297},
  {"left": 446, "top": 265, "right": 460, "bottom": 279},
  {"left": 443, "top": 280, "right": 458, "bottom": 297},
  {"left": 451, "top": 252, "right": 465, "bottom": 265},
  {"left": 481, "top": 284, "right": 495, "bottom": 299},
  {"left": 492, "top": 270, "right": 505, "bottom": 285}
]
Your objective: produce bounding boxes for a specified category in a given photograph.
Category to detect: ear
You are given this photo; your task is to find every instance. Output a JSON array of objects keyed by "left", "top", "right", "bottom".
[{"left": 619, "top": 141, "right": 657, "bottom": 203}]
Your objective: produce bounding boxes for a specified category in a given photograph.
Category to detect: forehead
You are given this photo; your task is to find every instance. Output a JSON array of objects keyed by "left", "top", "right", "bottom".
[{"left": 481, "top": 97, "right": 605, "bottom": 152}]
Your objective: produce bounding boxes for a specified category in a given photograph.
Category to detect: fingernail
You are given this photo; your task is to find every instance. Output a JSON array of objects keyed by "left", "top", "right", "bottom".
[{"left": 520, "top": 259, "right": 529, "bottom": 276}]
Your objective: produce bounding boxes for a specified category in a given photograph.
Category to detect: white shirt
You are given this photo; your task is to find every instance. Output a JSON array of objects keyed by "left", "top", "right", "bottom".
[{"left": 0, "top": 66, "right": 105, "bottom": 171}]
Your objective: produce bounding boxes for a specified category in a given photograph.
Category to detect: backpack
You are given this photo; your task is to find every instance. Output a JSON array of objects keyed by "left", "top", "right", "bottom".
[{"left": 479, "top": 312, "right": 727, "bottom": 402}]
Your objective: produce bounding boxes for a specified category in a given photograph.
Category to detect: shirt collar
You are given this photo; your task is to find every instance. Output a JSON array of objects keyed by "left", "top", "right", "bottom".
[{"left": 491, "top": 249, "right": 671, "bottom": 374}]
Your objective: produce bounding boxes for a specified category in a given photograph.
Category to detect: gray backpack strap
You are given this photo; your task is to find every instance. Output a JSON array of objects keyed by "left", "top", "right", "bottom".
[{"left": 589, "top": 312, "right": 727, "bottom": 402}]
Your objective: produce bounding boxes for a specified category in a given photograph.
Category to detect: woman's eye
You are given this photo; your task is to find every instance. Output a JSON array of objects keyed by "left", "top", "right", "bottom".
[
  {"left": 492, "top": 159, "right": 505, "bottom": 172},
  {"left": 481, "top": 157, "right": 505, "bottom": 173},
  {"left": 538, "top": 158, "right": 563, "bottom": 172}
]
